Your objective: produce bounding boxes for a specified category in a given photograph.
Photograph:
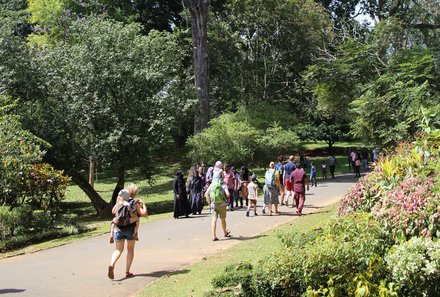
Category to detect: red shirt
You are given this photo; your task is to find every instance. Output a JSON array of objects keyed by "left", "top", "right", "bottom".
[
  {"left": 223, "top": 170, "right": 235, "bottom": 189},
  {"left": 290, "top": 168, "right": 306, "bottom": 193}
]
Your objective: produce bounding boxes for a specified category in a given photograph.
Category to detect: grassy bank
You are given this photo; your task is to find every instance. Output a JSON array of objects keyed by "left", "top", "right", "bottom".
[{"left": 137, "top": 203, "right": 339, "bottom": 297}]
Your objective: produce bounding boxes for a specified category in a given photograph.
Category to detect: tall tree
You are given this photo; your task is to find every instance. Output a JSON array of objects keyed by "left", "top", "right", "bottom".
[
  {"left": 225, "top": 0, "right": 331, "bottom": 113},
  {"left": 22, "top": 18, "right": 184, "bottom": 216},
  {"left": 184, "top": 0, "right": 210, "bottom": 134}
]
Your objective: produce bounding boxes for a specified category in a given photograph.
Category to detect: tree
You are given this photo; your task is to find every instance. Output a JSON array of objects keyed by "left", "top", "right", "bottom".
[
  {"left": 184, "top": 0, "right": 210, "bottom": 134},
  {"left": 224, "top": 0, "right": 332, "bottom": 114},
  {"left": 0, "top": 97, "right": 43, "bottom": 206},
  {"left": 24, "top": 17, "right": 185, "bottom": 216},
  {"left": 351, "top": 47, "right": 440, "bottom": 146}
]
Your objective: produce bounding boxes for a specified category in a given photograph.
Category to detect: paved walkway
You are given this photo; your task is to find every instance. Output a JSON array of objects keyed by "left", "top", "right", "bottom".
[{"left": 0, "top": 174, "right": 357, "bottom": 297}]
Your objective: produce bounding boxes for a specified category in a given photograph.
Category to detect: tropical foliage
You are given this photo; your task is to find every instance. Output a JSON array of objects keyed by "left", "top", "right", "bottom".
[{"left": 208, "top": 128, "right": 440, "bottom": 296}]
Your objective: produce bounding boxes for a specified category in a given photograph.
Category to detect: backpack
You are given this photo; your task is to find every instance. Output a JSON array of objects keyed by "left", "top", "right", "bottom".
[
  {"left": 275, "top": 163, "right": 284, "bottom": 176},
  {"left": 114, "top": 200, "right": 135, "bottom": 226},
  {"left": 265, "top": 169, "right": 275, "bottom": 187},
  {"left": 190, "top": 177, "right": 202, "bottom": 191},
  {"left": 210, "top": 182, "right": 225, "bottom": 204}
]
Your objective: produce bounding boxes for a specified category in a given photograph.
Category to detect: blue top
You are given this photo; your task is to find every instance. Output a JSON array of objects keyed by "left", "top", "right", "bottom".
[
  {"left": 310, "top": 165, "right": 316, "bottom": 176},
  {"left": 284, "top": 162, "right": 296, "bottom": 179}
]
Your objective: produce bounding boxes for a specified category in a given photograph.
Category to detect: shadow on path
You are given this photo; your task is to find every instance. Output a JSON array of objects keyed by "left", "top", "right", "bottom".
[
  {"left": 114, "top": 269, "right": 190, "bottom": 282},
  {"left": 0, "top": 289, "right": 26, "bottom": 294},
  {"left": 229, "top": 234, "right": 267, "bottom": 241}
]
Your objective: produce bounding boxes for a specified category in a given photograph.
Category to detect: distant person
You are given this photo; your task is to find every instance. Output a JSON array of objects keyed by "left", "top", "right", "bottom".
[
  {"left": 362, "top": 149, "right": 369, "bottom": 169},
  {"left": 283, "top": 155, "right": 296, "bottom": 207},
  {"left": 350, "top": 149, "right": 357, "bottom": 173},
  {"left": 354, "top": 152, "right": 362, "bottom": 178},
  {"left": 310, "top": 162, "right": 317, "bottom": 187},
  {"left": 205, "top": 181, "right": 231, "bottom": 241},
  {"left": 372, "top": 148, "right": 380, "bottom": 163},
  {"left": 198, "top": 165, "right": 207, "bottom": 195},
  {"left": 263, "top": 162, "right": 279, "bottom": 215},
  {"left": 275, "top": 155, "right": 285, "bottom": 206},
  {"left": 321, "top": 160, "right": 327, "bottom": 179},
  {"left": 239, "top": 166, "right": 250, "bottom": 206},
  {"left": 346, "top": 149, "right": 352, "bottom": 172},
  {"left": 223, "top": 163, "right": 236, "bottom": 211},
  {"left": 189, "top": 167, "right": 204, "bottom": 215},
  {"left": 212, "top": 161, "right": 224, "bottom": 183},
  {"left": 172, "top": 170, "right": 190, "bottom": 219},
  {"left": 290, "top": 163, "right": 309, "bottom": 216},
  {"left": 108, "top": 186, "right": 147, "bottom": 279},
  {"left": 232, "top": 166, "right": 243, "bottom": 208},
  {"left": 246, "top": 174, "right": 258, "bottom": 217},
  {"left": 205, "top": 166, "right": 214, "bottom": 185},
  {"left": 328, "top": 155, "right": 337, "bottom": 178}
]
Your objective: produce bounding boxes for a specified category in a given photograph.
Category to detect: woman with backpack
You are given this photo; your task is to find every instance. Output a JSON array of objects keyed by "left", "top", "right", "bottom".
[
  {"left": 263, "top": 162, "right": 280, "bottom": 215},
  {"left": 108, "top": 184, "right": 147, "bottom": 280},
  {"left": 205, "top": 181, "right": 231, "bottom": 241}
]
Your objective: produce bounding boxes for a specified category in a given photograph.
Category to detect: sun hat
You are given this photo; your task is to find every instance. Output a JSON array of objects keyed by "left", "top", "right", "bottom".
[{"left": 118, "top": 189, "right": 130, "bottom": 201}]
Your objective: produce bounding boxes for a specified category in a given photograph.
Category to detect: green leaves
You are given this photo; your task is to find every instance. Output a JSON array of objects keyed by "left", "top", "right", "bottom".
[
  {"left": 29, "top": 17, "right": 186, "bottom": 177},
  {"left": 187, "top": 106, "right": 301, "bottom": 165},
  {"left": 351, "top": 47, "right": 439, "bottom": 146},
  {"left": 385, "top": 237, "right": 440, "bottom": 296}
]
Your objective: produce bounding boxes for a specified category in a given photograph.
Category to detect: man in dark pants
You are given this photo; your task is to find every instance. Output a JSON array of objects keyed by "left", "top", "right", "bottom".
[{"left": 328, "top": 155, "right": 337, "bottom": 179}]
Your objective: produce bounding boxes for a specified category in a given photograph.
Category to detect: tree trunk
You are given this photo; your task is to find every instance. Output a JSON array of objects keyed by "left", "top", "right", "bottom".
[
  {"left": 111, "top": 162, "right": 125, "bottom": 206},
  {"left": 71, "top": 173, "right": 112, "bottom": 218},
  {"left": 185, "top": 0, "right": 210, "bottom": 134},
  {"left": 88, "top": 156, "right": 95, "bottom": 188}
]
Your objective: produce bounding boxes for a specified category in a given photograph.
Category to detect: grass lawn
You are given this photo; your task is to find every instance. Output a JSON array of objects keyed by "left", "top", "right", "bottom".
[{"left": 137, "top": 203, "right": 339, "bottom": 297}]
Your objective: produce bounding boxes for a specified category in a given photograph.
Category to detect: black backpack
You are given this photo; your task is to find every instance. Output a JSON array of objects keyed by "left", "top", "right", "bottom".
[{"left": 114, "top": 200, "right": 135, "bottom": 226}]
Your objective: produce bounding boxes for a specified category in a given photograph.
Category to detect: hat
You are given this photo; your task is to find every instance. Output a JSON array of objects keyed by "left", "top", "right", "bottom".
[{"left": 118, "top": 189, "right": 130, "bottom": 201}]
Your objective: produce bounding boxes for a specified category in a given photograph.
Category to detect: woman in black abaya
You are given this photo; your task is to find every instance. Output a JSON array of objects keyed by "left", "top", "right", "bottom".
[
  {"left": 173, "top": 170, "right": 190, "bottom": 219},
  {"left": 189, "top": 167, "right": 204, "bottom": 215}
]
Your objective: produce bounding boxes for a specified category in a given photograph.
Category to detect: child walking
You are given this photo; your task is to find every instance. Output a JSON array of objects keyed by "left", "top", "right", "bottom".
[
  {"left": 310, "top": 162, "right": 317, "bottom": 187},
  {"left": 246, "top": 175, "right": 258, "bottom": 217},
  {"left": 321, "top": 160, "right": 327, "bottom": 179}
]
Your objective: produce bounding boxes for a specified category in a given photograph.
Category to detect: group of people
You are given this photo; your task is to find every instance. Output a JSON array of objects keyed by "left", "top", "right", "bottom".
[
  {"left": 347, "top": 148, "right": 379, "bottom": 178},
  {"left": 170, "top": 156, "right": 318, "bottom": 241},
  {"left": 106, "top": 152, "right": 352, "bottom": 279}
]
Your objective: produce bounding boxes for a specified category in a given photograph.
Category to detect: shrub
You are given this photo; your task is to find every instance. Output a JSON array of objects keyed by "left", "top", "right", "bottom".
[
  {"left": 26, "top": 163, "right": 70, "bottom": 212},
  {"left": 339, "top": 130, "right": 440, "bottom": 239},
  {"left": 386, "top": 237, "right": 440, "bottom": 296},
  {"left": 338, "top": 171, "right": 383, "bottom": 216},
  {"left": 373, "top": 176, "right": 439, "bottom": 239},
  {"left": 211, "top": 212, "right": 393, "bottom": 297},
  {"left": 187, "top": 113, "right": 259, "bottom": 165},
  {"left": 211, "top": 262, "right": 255, "bottom": 296},
  {"left": 187, "top": 112, "right": 302, "bottom": 166},
  {"left": 0, "top": 98, "right": 47, "bottom": 206},
  {"left": 256, "top": 123, "right": 301, "bottom": 162},
  {"left": 299, "top": 212, "right": 391, "bottom": 295},
  {"left": 0, "top": 207, "right": 86, "bottom": 252}
]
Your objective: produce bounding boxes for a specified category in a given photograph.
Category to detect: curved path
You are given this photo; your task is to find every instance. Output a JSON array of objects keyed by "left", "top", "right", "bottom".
[{"left": 0, "top": 174, "right": 357, "bottom": 297}]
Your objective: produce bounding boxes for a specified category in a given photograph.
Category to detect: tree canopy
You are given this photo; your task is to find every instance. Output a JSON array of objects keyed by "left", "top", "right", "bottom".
[{"left": 0, "top": 0, "right": 439, "bottom": 215}]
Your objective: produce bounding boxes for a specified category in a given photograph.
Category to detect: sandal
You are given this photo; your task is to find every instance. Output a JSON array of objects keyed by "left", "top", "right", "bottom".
[
  {"left": 224, "top": 230, "right": 231, "bottom": 237},
  {"left": 125, "top": 272, "right": 134, "bottom": 278},
  {"left": 212, "top": 237, "right": 219, "bottom": 241},
  {"left": 108, "top": 266, "right": 114, "bottom": 279}
]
